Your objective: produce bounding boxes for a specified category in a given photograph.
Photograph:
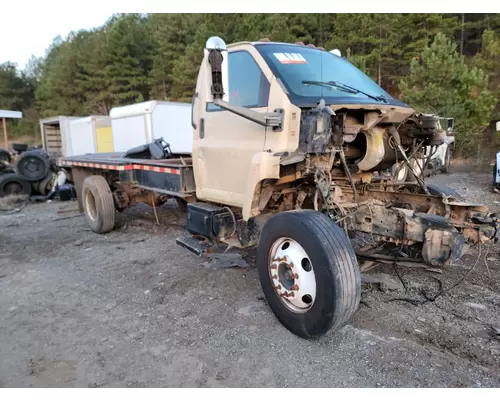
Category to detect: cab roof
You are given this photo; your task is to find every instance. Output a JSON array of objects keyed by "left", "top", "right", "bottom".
[{"left": 227, "top": 40, "right": 329, "bottom": 52}]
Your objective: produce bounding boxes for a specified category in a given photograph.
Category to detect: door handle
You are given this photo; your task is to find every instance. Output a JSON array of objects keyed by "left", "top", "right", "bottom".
[{"left": 199, "top": 118, "right": 205, "bottom": 139}]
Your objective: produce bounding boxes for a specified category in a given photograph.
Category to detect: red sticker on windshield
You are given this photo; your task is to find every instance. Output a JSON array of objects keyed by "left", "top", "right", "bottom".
[{"left": 274, "top": 53, "right": 307, "bottom": 64}]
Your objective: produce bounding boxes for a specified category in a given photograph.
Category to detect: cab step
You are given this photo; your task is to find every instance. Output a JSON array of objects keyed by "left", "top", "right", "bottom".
[{"left": 176, "top": 235, "right": 214, "bottom": 256}]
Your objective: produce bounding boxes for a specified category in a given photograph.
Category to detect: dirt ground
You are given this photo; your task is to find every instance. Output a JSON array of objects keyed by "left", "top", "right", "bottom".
[{"left": 1, "top": 165, "right": 500, "bottom": 388}]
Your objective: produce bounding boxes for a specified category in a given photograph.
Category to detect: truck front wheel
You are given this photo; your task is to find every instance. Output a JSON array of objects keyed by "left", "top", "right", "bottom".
[
  {"left": 82, "top": 175, "right": 116, "bottom": 234},
  {"left": 256, "top": 210, "right": 361, "bottom": 339}
]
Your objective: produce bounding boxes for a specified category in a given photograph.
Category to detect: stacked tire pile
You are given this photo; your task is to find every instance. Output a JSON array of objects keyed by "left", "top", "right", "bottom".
[{"left": 0, "top": 146, "right": 54, "bottom": 198}]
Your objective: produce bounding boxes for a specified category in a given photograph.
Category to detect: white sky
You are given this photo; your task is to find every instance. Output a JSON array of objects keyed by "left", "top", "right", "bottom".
[{"left": 1, "top": 6, "right": 115, "bottom": 70}]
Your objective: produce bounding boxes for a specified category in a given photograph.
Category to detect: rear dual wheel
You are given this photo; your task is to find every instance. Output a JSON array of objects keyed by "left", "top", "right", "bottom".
[
  {"left": 256, "top": 210, "right": 361, "bottom": 339},
  {"left": 82, "top": 175, "right": 116, "bottom": 234}
]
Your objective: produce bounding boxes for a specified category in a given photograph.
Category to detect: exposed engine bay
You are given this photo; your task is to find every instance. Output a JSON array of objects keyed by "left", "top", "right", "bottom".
[
  {"left": 257, "top": 102, "right": 499, "bottom": 268},
  {"left": 280, "top": 101, "right": 446, "bottom": 183}
]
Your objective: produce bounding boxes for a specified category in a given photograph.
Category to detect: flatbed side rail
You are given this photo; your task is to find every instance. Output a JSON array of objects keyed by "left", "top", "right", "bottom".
[
  {"left": 58, "top": 157, "right": 196, "bottom": 197},
  {"left": 58, "top": 158, "right": 182, "bottom": 175}
]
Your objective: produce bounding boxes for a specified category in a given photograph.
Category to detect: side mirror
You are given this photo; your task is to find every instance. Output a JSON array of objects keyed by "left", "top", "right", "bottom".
[{"left": 204, "top": 36, "right": 229, "bottom": 104}]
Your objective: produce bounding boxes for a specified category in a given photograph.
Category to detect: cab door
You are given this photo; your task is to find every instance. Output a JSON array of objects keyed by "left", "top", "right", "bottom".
[{"left": 193, "top": 49, "right": 271, "bottom": 207}]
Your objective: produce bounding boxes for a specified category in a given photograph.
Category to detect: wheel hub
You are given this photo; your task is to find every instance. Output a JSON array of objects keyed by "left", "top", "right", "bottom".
[{"left": 269, "top": 238, "right": 316, "bottom": 313}]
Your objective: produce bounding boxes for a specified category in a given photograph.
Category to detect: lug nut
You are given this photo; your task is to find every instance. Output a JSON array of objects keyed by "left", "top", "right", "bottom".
[{"left": 290, "top": 284, "right": 299, "bottom": 291}]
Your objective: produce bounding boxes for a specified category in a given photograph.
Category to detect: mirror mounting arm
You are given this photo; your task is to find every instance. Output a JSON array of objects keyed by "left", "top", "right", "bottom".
[
  {"left": 214, "top": 99, "right": 284, "bottom": 131},
  {"left": 208, "top": 50, "right": 225, "bottom": 100}
]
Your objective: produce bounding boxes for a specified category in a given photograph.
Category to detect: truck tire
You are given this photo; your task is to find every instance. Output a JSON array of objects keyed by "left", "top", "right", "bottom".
[
  {"left": 82, "top": 175, "right": 115, "bottom": 234},
  {"left": 0, "top": 160, "right": 15, "bottom": 174},
  {"left": 256, "top": 210, "right": 361, "bottom": 339},
  {"left": 37, "top": 172, "right": 54, "bottom": 195},
  {"left": 0, "top": 173, "right": 31, "bottom": 197},
  {"left": 16, "top": 149, "right": 50, "bottom": 182},
  {"left": 0, "top": 148, "right": 11, "bottom": 163},
  {"left": 426, "top": 183, "right": 465, "bottom": 201}
]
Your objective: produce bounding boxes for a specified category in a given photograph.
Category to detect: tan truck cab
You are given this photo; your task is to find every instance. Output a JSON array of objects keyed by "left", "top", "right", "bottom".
[{"left": 59, "top": 36, "right": 499, "bottom": 340}]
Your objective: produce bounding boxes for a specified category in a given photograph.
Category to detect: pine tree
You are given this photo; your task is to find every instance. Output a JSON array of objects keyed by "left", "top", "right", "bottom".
[
  {"left": 149, "top": 14, "right": 204, "bottom": 100},
  {"left": 104, "top": 13, "right": 154, "bottom": 106},
  {"left": 35, "top": 38, "right": 84, "bottom": 116},
  {"left": 399, "top": 32, "right": 495, "bottom": 154},
  {"left": 472, "top": 29, "right": 500, "bottom": 121}
]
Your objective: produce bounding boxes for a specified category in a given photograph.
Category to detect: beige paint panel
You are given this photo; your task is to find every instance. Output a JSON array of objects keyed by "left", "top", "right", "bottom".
[
  {"left": 264, "top": 78, "right": 302, "bottom": 153},
  {"left": 193, "top": 44, "right": 271, "bottom": 208},
  {"left": 96, "top": 127, "right": 114, "bottom": 153},
  {"left": 192, "top": 43, "right": 297, "bottom": 217},
  {"left": 194, "top": 108, "right": 267, "bottom": 207}
]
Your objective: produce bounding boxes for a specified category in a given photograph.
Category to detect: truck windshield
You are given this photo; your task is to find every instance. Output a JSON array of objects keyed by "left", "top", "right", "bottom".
[{"left": 255, "top": 43, "right": 405, "bottom": 107}]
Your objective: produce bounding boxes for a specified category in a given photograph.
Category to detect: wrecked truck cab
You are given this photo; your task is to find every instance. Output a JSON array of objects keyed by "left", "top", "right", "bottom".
[
  {"left": 61, "top": 36, "right": 499, "bottom": 340},
  {"left": 196, "top": 37, "right": 499, "bottom": 258}
]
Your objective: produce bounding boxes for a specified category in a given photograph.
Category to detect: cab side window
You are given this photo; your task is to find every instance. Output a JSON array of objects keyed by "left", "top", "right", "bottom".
[{"left": 207, "top": 51, "right": 270, "bottom": 111}]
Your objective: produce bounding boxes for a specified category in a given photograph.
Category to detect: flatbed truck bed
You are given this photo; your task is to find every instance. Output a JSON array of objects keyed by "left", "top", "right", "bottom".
[{"left": 58, "top": 153, "right": 196, "bottom": 201}]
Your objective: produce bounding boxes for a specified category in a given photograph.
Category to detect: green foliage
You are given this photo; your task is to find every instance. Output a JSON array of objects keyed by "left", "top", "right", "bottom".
[
  {"left": 105, "top": 14, "right": 154, "bottom": 106},
  {"left": 0, "top": 13, "right": 499, "bottom": 156},
  {"left": 0, "top": 62, "right": 38, "bottom": 138},
  {"left": 399, "top": 32, "right": 496, "bottom": 155},
  {"left": 471, "top": 29, "right": 500, "bottom": 119},
  {"left": 149, "top": 14, "right": 204, "bottom": 100}
]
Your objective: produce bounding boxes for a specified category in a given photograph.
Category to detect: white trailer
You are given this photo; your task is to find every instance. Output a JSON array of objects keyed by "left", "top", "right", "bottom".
[
  {"left": 68, "top": 115, "right": 113, "bottom": 156},
  {"left": 40, "top": 116, "right": 82, "bottom": 158},
  {"left": 109, "top": 100, "right": 192, "bottom": 154}
]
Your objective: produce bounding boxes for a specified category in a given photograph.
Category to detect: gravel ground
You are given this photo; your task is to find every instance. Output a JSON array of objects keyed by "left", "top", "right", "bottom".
[{"left": 1, "top": 165, "right": 499, "bottom": 388}]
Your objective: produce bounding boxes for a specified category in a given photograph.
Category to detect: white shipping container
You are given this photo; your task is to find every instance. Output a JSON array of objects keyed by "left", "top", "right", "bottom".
[
  {"left": 68, "top": 115, "right": 113, "bottom": 156},
  {"left": 40, "top": 116, "right": 82, "bottom": 158},
  {"left": 109, "top": 100, "right": 193, "bottom": 154}
]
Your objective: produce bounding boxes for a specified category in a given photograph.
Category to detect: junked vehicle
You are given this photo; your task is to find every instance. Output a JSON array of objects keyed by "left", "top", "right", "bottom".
[{"left": 58, "top": 37, "right": 499, "bottom": 339}]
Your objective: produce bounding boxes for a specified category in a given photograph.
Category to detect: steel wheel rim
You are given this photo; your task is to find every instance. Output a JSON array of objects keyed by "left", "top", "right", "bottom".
[
  {"left": 268, "top": 237, "right": 317, "bottom": 313},
  {"left": 22, "top": 157, "right": 44, "bottom": 178}
]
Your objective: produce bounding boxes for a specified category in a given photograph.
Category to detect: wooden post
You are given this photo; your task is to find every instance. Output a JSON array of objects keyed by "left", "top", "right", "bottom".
[{"left": 2, "top": 117, "right": 7, "bottom": 150}]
